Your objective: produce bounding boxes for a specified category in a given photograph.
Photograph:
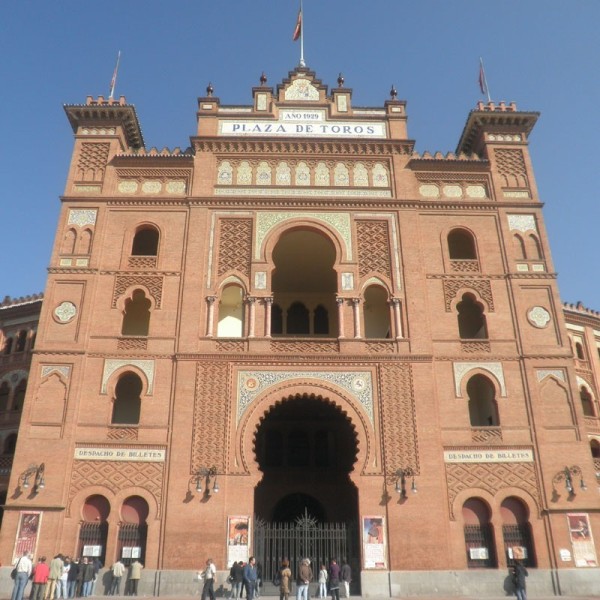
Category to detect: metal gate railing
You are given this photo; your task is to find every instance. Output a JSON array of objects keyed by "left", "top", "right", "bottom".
[
  {"left": 254, "top": 512, "right": 353, "bottom": 588},
  {"left": 78, "top": 521, "right": 108, "bottom": 565}
]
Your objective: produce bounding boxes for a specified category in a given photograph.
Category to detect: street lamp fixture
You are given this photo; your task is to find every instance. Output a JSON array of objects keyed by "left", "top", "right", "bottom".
[
  {"left": 394, "top": 467, "right": 417, "bottom": 498},
  {"left": 553, "top": 465, "right": 586, "bottom": 496},
  {"left": 194, "top": 466, "right": 219, "bottom": 497},
  {"left": 20, "top": 463, "right": 45, "bottom": 494}
]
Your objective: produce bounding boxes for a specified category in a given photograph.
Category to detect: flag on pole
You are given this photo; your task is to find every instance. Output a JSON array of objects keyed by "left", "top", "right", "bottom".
[
  {"left": 292, "top": 8, "right": 302, "bottom": 41},
  {"left": 109, "top": 50, "right": 121, "bottom": 99},
  {"left": 478, "top": 57, "right": 491, "bottom": 102}
]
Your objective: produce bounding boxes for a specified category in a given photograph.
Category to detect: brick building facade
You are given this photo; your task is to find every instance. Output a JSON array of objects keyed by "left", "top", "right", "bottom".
[{"left": 0, "top": 67, "right": 598, "bottom": 596}]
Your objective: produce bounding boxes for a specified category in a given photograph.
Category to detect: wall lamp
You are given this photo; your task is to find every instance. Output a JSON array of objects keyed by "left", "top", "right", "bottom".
[
  {"left": 20, "top": 463, "right": 45, "bottom": 494},
  {"left": 394, "top": 467, "right": 417, "bottom": 498},
  {"left": 553, "top": 465, "right": 587, "bottom": 496},
  {"left": 194, "top": 466, "right": 219, "bottom": 496}
]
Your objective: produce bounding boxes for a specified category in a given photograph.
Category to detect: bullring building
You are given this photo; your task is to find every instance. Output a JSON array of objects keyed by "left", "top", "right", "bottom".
[{"left": 0, "top": 67, "right": 599, "bottom": 597}]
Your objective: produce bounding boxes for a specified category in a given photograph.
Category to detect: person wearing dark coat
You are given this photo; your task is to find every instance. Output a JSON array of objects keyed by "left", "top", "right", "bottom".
[
  {"left": 511, "top": 561, "right": 528, "bottom": 600},
  {"left": 230, "top": 561, "right": 244, "bottom": 600}
]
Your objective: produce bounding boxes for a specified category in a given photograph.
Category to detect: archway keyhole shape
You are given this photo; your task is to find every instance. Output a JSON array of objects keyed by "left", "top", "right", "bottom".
[{"left": 271, "top": 229, "right": 337, "bottom": 336}]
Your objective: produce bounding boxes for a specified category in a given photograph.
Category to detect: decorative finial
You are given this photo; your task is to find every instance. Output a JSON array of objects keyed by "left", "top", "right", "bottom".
[
  {"left": 390, "top": 85, "right": 398, "bottom": 100},
  {"left": 206, "top": 82, "right": 214, "bottom": 97},
  {"left": 337, "top": 73, "right": 344, "bottom": 88},
  {"left": 260, "top": 72, "right": 267, "bottom": 86}
]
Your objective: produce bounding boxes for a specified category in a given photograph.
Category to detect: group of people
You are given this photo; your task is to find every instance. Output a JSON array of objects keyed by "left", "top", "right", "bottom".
[
  {"left": 226, "top": 557, "right": 261, "bottom": 600},
  {"left": 108, "top": 559, "right": 144, "bottom": 596},
  {"left": 11, "top": 552, "right": 102, "bottom": 600},
  {"left": 285, "top": 558, "right": 351, "bottom": 600}
]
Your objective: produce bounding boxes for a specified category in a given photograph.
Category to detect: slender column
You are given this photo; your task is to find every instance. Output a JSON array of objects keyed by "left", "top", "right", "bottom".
[
  {"left": 391, "top": 298, "right": 403, "bottom": 339},
  {"left": 206, "top": 296, "right": 217, "bottom": 337},
  {"left": 336, "top": 297, "right": 345, "bottom": 338},
  {"left": 246, "top": 296, "right": 256, "bottom": 338},
  {"left": 264, "top": 297, "right": 273, "bottom": 338},
  {"left": 352, "top": 298, "right": 362, "bottom": 339}
]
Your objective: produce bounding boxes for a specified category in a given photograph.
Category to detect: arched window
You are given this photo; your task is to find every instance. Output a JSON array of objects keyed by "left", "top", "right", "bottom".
[
  {"left": 131, "top": 227, "right": 159, "bottom": 256},
  {"left": 271, "top": 304, "right": 283, "bottom": 335},
  {"left": 15, "top": 330, "right": 27, "bottom": 352},
  {"left": 364, "top": 285, "right": 391, "bottom": 339},
  {"left": 78, "top": 228, "right": 93, "bottom": 255},
  {"left": 62, "top": 228, "right": 77, "bottom": 255},
  {"left": 287, "top": 302, "right": 310, "bottom": 335},
  {"left": 575, "top": 342, "right": 585, "bottom": 360},
  {"left": 457, "top": 293, "right": 488, "bottom": 339},
  {"left": 3, "top": 433, "right": 17, "bottom": 455},
  {"left": 463, "top": 498, "right": 496, "bottom": 568},
  {"left": 313, "top": 305, "right": 329, "bottom": 335},
  {"left": 467, "top": 375, "right": 499, "bottom": 427},
  {"left": 0, "top": 383, "right": 9, "bottom": 412},
  {"left": 118, "top": 496, "right": 149, "bottom": 566},
  {"left": 121, "top": 290, "right": 151, "bottom": 336},
  {"left": 580, "top": 386, "right": 594, "bottom": 417},
  {"left": 591, "top": 439, "right": 600, "bottom": 459},
  {"left": 528, "top": 234, "right": 543, "bottom": 260},
  {"left": 112, "top": 373, "right": 142, "bottom": 425},
  {"left": 217, "top": 284, "right": 245, "bottom": 338},
  {"left": 78, "top": 495, "right": 109, "bottom": 566},
  {"left": 13, "top": 380, "right": 26, "bottom": 412},
  {"left": 448, "top": 229, "right": 477, "bottom": 260},
  {"left": 3, "top": 337, "right": 13, "bottom": 355},
  {"left": 501, "top": 497, "right": 536, "bottom": 566},
  {"left": 513, "top": 234, "right": 527, "bottom": 260}
]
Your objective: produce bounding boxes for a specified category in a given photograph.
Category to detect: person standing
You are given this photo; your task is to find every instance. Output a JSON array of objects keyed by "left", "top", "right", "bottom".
[
  {"left": 66, "top": 559, "right": 79, "bottom": 599},
  {"left": 511, "top": 560, "right": 528, "bottom": 600},
  {"left": 278, "top": 559, "right": 292, "bottom": 600},
  {"left": 11, "top": 552, "right": 33, "bottom": 600},
  {"left": 242, "top": 556, "right": 257, "bottom": 600},
  {"left": 328, "top": 560, "right": 341, "bottom": 600},
  {"left": 296, "top": 558, "right": 312, "bottom": 600},
  {"left": 81, "top": 558, "right": 95, "bottom": 597},
  {"left": 31, "top": 556, "right": 49, "bottom": 600},
  {"left": 128, "top": 559, "right": 143, "bottom": 596},
  {"left": 317, "top": 565, "right": 328, "bottom": 599},
  {"left": 230, "top": 561, "right": 243, "bottom": 600},
  {"left": 340, "top": 560, "right": 351, "bottom": 598},
  {"left": 45, "top": 555, "right": 64, "bottom": 600},
  {"left": 110, "top": 559, "right": 126, "bottom": 596},
  {"left": 59, "top": 558, "right": 71, "bottom": 600},
  {"left": 200, "top": 559, "right": 216, "bottom": 600}
]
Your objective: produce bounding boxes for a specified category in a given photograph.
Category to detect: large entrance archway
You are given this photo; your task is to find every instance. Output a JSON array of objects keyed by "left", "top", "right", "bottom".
[{"left": 253, "top": 393, "right": 360, "bottom": 593}]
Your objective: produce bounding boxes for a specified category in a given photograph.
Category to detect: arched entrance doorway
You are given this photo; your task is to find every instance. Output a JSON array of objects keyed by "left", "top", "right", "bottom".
[{"left": 253, "top": 393, "right": 360, "bottom": 593}]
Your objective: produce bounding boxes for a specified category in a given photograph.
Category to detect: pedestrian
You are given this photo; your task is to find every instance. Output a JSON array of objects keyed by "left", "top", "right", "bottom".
[
  {"left": 127, "top": 559, "right": 143, "bottom": 596},
  {"left": 328, "top": 559, "right": 341, "bottom": 600},
  {"left": 340, "top": 559, "right": 351, "bottom": 598},
  {"left": 277, "top": 558, "right": 292, "bottom": 600},
  {"left": 200, "top": 559, "right": 216, "bottom": 600},
  {"left": 81, "top": 558, "right": 95, "bottom": 597},
  {"left": 511, "top": 560, "right": 528, "bottom": 600},
  {"left": 242, "top": 557, "right": 258, "bottom": 600},
  {"left": 66, "top": 559, "right": 79, "bottom": 599},
  {"left": 45, "top": 555, "right": 63, "bottom": 600},
  {"left": 31, "top": 556, "right": 49, "bottom": 600},
  {"left": 91, "top": 558, "right": 103, "bottom": 596},
  {"left": 110, "top": 559, "right": 126, "bottom": 596},
  {"left": 230, "top": 561, "right": 244, "bottom": 600},
  {"left": 59, "top": 558, "right": 71, "bottom": 600},
  {"left": 11, "top": 551, "right": 33, "bottom": 600},
  {"left": 296, "top": 558, "right": 312, "bottom": 600},
  {"left": 317, "top": 565, "right": 328, "bottom": 599},
  {"left": 75, "top": 558, "right": 85, "bottom": 598}
]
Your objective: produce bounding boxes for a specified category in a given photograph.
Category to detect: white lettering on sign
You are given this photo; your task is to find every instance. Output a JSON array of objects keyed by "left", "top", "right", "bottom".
[
  {"left": 219, "top": 120, "right": 387, "bottom": 139},
  {"left": 443, "top": 449, "right": 534, "bottom": 463},
  {"left": 74, "top": 447, "right": 166, "bottom": 462}
]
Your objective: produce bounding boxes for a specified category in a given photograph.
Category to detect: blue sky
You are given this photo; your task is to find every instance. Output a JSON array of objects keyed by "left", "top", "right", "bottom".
[{"left": 1, "top": 1, "right": 598, "bottom": 308}]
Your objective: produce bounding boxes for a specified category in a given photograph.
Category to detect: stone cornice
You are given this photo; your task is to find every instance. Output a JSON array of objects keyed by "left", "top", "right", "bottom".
[{"left": 192, "top": 138, "right": 415, "bottom": 155}]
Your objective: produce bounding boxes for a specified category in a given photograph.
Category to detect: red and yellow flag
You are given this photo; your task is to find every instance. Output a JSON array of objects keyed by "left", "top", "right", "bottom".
[{"left": 292, "top": 9, "right": 302, "bottom": 41}]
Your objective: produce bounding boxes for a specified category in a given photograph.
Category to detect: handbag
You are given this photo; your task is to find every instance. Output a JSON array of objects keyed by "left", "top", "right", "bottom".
[{"left": 10, "top": 569, "right": 16, "bottom": 580}]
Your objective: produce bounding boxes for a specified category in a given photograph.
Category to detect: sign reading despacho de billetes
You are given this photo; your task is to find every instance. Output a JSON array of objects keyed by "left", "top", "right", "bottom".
[
  {"left": 74, "top": 447, "right": 165, "bottom": 462},
  {"left": 444, "top": 449, "right": 533, "bottom": 463}
]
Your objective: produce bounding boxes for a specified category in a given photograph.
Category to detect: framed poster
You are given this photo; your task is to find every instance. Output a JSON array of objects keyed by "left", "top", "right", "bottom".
[
  {"left": 567, "top": 513, "right": 598, "bottom": 567},
  {"left": 362, "top": 516, "right": 386, "bottom": 569},
  {"left": 13, "top": 511, "right": 42, "bottom": 563},
  {"left": 227, "top": 516, "right": 250, "bottom": 567}
]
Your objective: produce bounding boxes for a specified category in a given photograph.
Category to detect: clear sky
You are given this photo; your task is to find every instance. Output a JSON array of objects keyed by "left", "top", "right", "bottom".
[{"left": 1, "top": 1, "right": 598, "bottom": 308}]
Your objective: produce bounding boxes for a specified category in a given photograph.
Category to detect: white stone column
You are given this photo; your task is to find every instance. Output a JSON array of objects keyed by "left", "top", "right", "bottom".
[
  {"left": 391, "top": 298, "right": 403, "bottom": 339},
  {"left": 336, "top": 297, "right": 345, "bottom": 338},
  {"left": 352, "top": 298, "right": 362, "bottom": 339},
  {"left": 206, "top": 296, "right": 217, "bottom": 337},
  {"left": 264, "top": 297, "right": 273, "bottom": 338},
  {"left": 247, "top": 296, "right": 256, "bottom": 338}
]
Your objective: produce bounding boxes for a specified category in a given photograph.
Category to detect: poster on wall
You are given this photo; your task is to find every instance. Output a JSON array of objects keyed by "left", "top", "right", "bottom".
[
  {"left": 13, "top": 511, "right": 42, "bottom": 562},
  {"left": 362, "top": 516, "right": 386, "bottom": 569},
  {"left": 227, "top": 516, "right": 250, "bottom": 567},
  {"left": 567, "top": 513, "right": 598, "bottom": 567}
]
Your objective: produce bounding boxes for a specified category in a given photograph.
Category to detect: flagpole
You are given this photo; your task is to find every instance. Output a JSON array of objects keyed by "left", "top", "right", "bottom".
[
  {"left": 299, "top": 0, "right": 305, "bottom": 67},
  {"left": 479, "top": 57, "right": 491, "bottom": 103},
  {"left": 109, "top": 50, "right": 121, "bottom": 99}
]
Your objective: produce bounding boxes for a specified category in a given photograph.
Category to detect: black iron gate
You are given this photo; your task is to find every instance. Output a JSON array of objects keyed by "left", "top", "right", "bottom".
[{"left": 254, "top": 512, "right": 358, "bottom": 594}]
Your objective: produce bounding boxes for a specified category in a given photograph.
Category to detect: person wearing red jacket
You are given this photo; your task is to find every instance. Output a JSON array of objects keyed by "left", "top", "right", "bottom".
[{"left": 31, "top": 557, "right": 50, "bottom": 600}]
